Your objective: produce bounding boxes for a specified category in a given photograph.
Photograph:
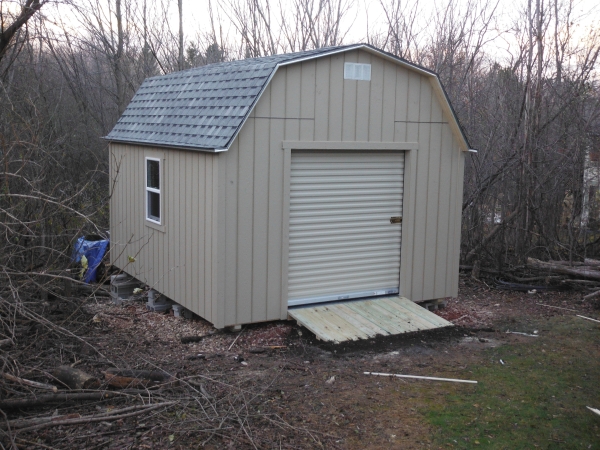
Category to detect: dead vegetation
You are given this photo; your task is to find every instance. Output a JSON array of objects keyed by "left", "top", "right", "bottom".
[{"left": 1, "top": 275, "right": 598, "bottom": 449}]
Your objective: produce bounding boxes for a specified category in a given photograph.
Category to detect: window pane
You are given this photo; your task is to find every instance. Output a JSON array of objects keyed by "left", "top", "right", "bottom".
[
  {"left": 147, "top": 160, "right": 160, "bottom": 189},
  {"left": 148, "top": 191, "right": 160, "bottom": 221}
]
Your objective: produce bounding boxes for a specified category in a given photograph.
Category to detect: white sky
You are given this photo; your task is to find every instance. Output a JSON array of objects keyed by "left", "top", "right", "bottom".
[{"left": 180, "top": 0, "right": 599, "bottom": 64}]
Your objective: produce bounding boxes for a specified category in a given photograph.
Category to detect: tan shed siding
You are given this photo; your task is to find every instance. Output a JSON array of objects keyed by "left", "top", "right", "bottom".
[
  {"left": 109, "top": 143, "right": 218, "bottom": 324},
  {"left": 216, "top": 49, "right": 465, "bottom": 325}
]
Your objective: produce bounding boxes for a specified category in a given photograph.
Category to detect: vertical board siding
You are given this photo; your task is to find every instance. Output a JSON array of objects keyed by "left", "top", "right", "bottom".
[
  {"left": 109, "top": 143, "right": 218, "bottom": 325},
  {"left": 216, "top": 49, "right": 465, "bottom": 328}
]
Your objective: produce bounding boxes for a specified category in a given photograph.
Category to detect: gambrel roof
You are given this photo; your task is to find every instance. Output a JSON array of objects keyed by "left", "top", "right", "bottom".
[{"left": 106, "top": 44, "right": 471, "bottom": 152}]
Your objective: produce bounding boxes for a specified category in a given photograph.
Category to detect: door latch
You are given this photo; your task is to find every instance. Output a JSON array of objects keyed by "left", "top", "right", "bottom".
[{"left": 390, "top": 216, "right": 402, "bottom": 224}]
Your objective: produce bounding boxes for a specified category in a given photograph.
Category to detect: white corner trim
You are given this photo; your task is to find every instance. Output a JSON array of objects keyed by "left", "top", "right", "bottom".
[{"left": 281, "top": 141, "right": 418, "bottom": 151}]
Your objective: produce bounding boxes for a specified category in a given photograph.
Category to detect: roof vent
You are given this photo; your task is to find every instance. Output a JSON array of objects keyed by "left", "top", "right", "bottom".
[{"left": 344, "top": 62, "right": 371, "bottom": 81}]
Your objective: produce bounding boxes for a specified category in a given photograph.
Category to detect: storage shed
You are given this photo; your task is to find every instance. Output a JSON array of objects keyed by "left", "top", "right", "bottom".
[{"left": 107, "top": 44, "right": 470, "bottom": 331}]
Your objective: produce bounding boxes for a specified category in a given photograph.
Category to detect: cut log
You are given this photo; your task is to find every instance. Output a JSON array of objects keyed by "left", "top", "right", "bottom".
[
  {"left": 103, "top": 368, "right": 177, "bottom": 389},
  {"left": 526, "top": 258, "right": 600, "bottom": 280},
  {"left": 584, "top": 259, "right": 600, "bottom": 267},
  {"left": 52, "top": 365, "right": 100, "bottom": 390}
]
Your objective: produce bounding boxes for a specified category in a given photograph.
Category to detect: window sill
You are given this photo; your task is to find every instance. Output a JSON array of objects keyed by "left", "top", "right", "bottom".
[{"left": 145, "top": 220, "right": 166, "bottom": 233}]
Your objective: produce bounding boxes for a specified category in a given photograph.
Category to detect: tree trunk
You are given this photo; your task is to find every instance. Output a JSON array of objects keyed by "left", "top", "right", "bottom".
[
  {"left": 178, "top": 0, "right": 184, "bottom": 70},
  {"left": 526, "top": 258, "right": 600, "bottom": 280}
]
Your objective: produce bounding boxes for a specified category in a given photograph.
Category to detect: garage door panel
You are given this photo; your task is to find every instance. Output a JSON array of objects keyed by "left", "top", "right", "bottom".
[
  {"left": 290, "top": 234, "right": 401, "bottom": 247},
  {"left": 288, "top": 151, "right": 404, "bottom": 306}
]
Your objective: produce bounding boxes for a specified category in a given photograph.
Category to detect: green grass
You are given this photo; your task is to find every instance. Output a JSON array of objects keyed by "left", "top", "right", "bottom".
[{"left": 426, "top": 317, "right": 600, "bottom": 449}]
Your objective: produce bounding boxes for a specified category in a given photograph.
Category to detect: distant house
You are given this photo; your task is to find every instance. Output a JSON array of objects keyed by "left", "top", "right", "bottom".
[
  {"left": 106, "top": 44, "right": 471, "bottom": 329},
  {"left": 582, "top": 144, "right": 600, "bottom": 228}
]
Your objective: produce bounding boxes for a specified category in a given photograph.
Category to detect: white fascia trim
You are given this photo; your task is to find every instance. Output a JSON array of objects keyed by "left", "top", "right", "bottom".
[{"left": 282, "top": 141, "right": 418, "bottom": 150}]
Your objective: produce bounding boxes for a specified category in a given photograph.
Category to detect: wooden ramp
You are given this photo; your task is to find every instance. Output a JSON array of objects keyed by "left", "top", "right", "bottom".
[{"left": 288, "top": 296, "right": 452, "bottom": 343}]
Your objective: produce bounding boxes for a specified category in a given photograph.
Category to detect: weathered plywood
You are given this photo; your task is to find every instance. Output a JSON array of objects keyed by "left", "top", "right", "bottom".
[{"left": 289, "top": 297, "right": 453, "bottom": 343}]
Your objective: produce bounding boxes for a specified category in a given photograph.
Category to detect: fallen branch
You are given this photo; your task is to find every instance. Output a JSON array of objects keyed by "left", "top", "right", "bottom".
[
  {"left": 104, "top": 368, "right": 177, "bottom": 388},
  {"left": 0, "top": 391, "right": 134, "bottom": 409},
  {"left": 562, "top": 279, "right": 600, "bottom": 285},
  {"left": 576, "top": 315, "right": 600, "bottom": 324},
  {"left": 364, "top": 371, "right": 477, "bottom": 384},
  {"left": 583, "top": 290, "right": 600, "bottom": 301},
  {"left": 2, "top": 373, "right": 57, "bottom": 392},
  {"left": 187, "top": 379, "right": 213, "bottom": 399},
  {"left": 527, "top": 258, "right": 600, "bottom": 280},
  {"left": 10, "top": 401, "right": 176, "bottom": 433},
  {"left": 548, "top": 260, "right": 586, "bottom": 266}
]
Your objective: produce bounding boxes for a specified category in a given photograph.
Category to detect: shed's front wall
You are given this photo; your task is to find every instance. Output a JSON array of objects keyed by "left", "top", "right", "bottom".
[
  {"left": 217, "top": 49, "right": 465, "bottom": 328},
  {"left": 110, "top": 143, "right": 220, "bottom": 324}
]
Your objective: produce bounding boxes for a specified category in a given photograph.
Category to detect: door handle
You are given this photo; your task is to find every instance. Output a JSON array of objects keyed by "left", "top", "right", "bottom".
[{"left": 390, "top": 216, "right": 402, "bottom": 224}]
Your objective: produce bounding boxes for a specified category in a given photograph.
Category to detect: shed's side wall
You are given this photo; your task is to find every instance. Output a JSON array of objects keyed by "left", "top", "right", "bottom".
[
  {"left": 109, "top": 143, "right": 220, "bottom": 325},
  {"left": 218, "top": 49, "right": 465, "bottom": 327}
]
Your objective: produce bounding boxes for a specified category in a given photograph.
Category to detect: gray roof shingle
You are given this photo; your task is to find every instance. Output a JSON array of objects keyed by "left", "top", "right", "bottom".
[{"left": 106, "top": 46, "right": 352, "bottom": 150}]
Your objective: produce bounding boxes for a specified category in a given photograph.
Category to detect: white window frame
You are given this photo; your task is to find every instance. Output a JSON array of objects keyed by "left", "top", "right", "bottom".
[
  {"left": 145, "top": 157, "right": 162, "bottom": 225},
  {"left": 344, "top": 62, "right": 371, "bottom": 81}
]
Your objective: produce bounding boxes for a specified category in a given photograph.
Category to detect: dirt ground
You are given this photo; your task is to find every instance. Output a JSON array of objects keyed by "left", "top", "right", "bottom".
[{"left": 1, "top": 276, "right": 599, "bottom": 449}]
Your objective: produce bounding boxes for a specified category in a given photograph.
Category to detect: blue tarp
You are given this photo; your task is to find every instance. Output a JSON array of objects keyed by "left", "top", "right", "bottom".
[{"left": 71, "top": 236, "right": 109, "bottom": 283}]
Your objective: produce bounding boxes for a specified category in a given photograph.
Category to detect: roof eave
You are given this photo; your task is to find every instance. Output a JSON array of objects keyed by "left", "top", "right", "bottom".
[{"left": 104, "top": 137, "right": 223, "bottom": 153}]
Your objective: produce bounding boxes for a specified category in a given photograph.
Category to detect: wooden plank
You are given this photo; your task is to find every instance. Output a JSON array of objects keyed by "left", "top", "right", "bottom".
[
  {"left": 375, "top": 298, "right": 437, "bottom": 331},
  {"left": 314, "top": 306, "right": 370, "bottom": 340},
  {"left": 368, "top": 54, "right": 384, "bottom": 142},
  {"left": 334, "top": 303, "right": 390, "bottom": 337},
  {"left": 342, "top": 51, "right": 358, "bottom": 141},
  {"left": 328, "top": 54, "right": 344, "bottom": 141},
  {"left": 344, "top": 301, "right": 407, "bottom": 335},
  {"left": 223, "top": 144, "right": 237, "bottom": 324},
  {"left": 314, "top": 57, "right": 330, "bottom": 141},
  {"left": 252, "top": 107, "right": 271, "bottom": 323},
  {"left": 355, "top": 51, "right": 370, "bottom": 141},
  {"left": 381, "top": 61, "right": 397, "bottom": 142},
  {"left": 290, "top": 307, "right": 357, "bottom": 342},
  {"left": 390, "top": 297, "right": 452, "bottom": 327},
  {"left": 289, "top": 294, "right": 452, "bottom": 343},
  {"left": 294, "top": 306, "right": 355, "bottom": 341},
  {"left": 436, "top": 125, "right": 453, "bottom": 298},
  {"left": 267, "top": 91, "right": 286, "bottom": 321},
  {"left": 236, "top": 121, "right": 255, "bottom": 325},
  {"left": 360, "top": 299, "right": 423, "bottom": 333},
  {"left": 300, "top": 61, "right": 316, "bottom": 141}
]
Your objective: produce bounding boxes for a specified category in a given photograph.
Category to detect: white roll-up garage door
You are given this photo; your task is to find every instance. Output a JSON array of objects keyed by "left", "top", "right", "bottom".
[{"left": 288, "top": 151, "right": 404, "bottom": 306}]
